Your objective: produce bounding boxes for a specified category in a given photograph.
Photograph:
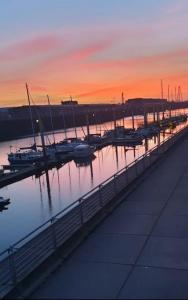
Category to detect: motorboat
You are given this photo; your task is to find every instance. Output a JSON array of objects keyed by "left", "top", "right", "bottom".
[
  {"left": 84, "top": 134, "right": 103, "bottom": 144},
  {"left": 113, "top": 133, "right": 143, "bottom": 146},
  {"left": 137, "top": 126, "right": 160, "bottom": 138},
  {"left": 47, "top": 138, "right": 85, "bottom": 154},
  {"left": 0, "top": 197, "right": 10, "bottom": 207},
  {"left": 45, "top": 145, "right": 69, "bottom": 158},
  {"left": 8, "top": 149, "right": 44, "bottom": 164},
  {"left": 84, "top": 134, "right": 110, "bottom": 146},
  {"left": 73, "top": 144, "right": 95, "bottom": 158},
  {"left": 103, "top": 126, "right": 134, "bottom": 140}
]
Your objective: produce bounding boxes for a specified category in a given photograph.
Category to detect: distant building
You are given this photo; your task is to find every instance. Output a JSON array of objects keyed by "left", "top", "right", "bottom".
[
  {"left": 127, "top": 98, "right": 168, "bottom": 106},
  {"left": 61, "top": 100, "right": 78, "bottom": 105}
]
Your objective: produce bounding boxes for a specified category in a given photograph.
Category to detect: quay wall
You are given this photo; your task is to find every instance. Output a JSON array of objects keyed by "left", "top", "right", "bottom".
[{"left": 0, "top": 101, "right": 188, "bottom": 141}]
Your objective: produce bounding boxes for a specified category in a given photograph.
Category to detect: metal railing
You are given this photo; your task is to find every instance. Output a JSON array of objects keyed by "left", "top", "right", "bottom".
[{"left": 0, "top": 124, "right": 188, "bottom": 297}]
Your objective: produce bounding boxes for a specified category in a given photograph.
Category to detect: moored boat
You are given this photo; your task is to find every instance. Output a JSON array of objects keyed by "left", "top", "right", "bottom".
[
  {"left": 113, "top": 133, "right": 143, "bottom": 146},
  {"left": 137, "top": 126, "right": 160, "bottom": 138},
  {"left": 0, "top": 197, "right": 10, "bottom": 207},
  {"left": 8, "top": 149, "right": 44, "bottom": 165},
  {"left": 73, "top": 144, "right": 95, "bottom": 158},
  {"left": 50, "top": 138, "right": 85, "bottom": 153},
  {"left": 84, "top": 134, "right": 103, "bottom": 144}
]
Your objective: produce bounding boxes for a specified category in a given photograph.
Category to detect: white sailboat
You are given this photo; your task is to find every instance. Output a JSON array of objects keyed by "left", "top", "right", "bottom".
[{"left": 8, "top": 84, "right": 45, "bottom": 165}]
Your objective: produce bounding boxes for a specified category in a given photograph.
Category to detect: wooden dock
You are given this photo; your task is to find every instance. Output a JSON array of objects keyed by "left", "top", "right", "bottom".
[{"left": 0, "top": 156, "right": 71, "bottom": 188}]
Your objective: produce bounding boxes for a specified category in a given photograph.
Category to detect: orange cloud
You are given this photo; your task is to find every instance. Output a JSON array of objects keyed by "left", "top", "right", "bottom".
[{"left": 1, "top": 27, "right": 188, "bottom": 106}]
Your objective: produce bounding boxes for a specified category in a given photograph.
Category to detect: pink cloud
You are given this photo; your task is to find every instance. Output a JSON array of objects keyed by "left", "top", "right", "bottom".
[
  {"left": 83, "top": 47, "right": 188, "bottom": 70},
  {"left": 34, "top": 36, "right": 120, "bottom": 74},
  {"left": 69, "top": 39, "right": 116, "bottom": 61},
  {"left": 0, "top": 35, "right": 63, "bottom": 62},
  {"left": 165, "top": 0, "right": 187, "bottom": 15}
]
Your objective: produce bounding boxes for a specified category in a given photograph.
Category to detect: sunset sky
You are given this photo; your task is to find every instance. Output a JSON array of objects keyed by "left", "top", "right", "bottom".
[{"left": 0, "top": 0, "right": 188, "bottom": 106}]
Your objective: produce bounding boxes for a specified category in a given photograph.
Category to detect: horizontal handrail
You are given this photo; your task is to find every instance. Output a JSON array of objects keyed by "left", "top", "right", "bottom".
[{"left": 0, "top": 123, "right": 187, "bottom": 258}]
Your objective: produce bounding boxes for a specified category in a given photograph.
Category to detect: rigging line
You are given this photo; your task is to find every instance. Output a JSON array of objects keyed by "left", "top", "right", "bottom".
[
  {"left": 51, "top": 168, "right": 56, "bottom": 186},
  {"left": 29, "top": 94, "right": 53, "bottom": 145}
]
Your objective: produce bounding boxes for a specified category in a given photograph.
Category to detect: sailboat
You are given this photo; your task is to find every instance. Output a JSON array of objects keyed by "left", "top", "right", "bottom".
[
  {"left": 45, "top": 96, "right": 85, "bottom": 156},
  {"left": 8, "top": 84, "right": 45, "bottom": 165},
  {"left": 8, "top": 149, "right": 44, "bottom": 164}
]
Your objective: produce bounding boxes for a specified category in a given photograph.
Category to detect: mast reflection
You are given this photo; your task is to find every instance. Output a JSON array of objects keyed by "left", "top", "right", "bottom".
[
  {"left": 74, "top": 155, "right": 96, "bottom": 187},
  {"left": 45, "top": 168, "right": 53, "bottom": 214},
  {"left": 114, "top": 145, "right": 119, "bottom": 171},
  {"left": 145, "top": 138, "right": 149, "bottom": 153},
  {"left": 68, "top": 162, "right": 73, "bottom": 196}
]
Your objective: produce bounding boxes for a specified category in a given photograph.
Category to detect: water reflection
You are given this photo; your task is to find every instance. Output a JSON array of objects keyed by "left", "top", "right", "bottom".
[
  {"left": 45, "top": 169, "right": 53, "bottom": 214},
  {"left": 0, "top": 110, "right": 187, "bottom": 251}
]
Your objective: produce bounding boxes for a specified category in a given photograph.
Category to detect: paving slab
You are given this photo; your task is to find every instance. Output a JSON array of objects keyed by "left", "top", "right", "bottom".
[
  {"left": 118, "top": 266, "right": 188, "bottom": 299},
  {"left": 163, "top": 200, "right": 188, "bottom": 216},
  {"left": 125, "top": 178, "right": 177, "bottom": 203},
  {"left": 31, "top": 261, "right": 132, "bottom": 299},
  {"left": 95, "top": 212, "right": 157, "bottom": 235},
  {"left": 116, "top": 200, "right": 165, "bottom": 215},
  {"left": 153, "top": 214, "right": 188, "bottom": 238},
  {"left": 138, "top": 237, "right": 188, "bottom": 269},
  {"left": 71, "top": 233, "right": 146, "bottom": 265}
]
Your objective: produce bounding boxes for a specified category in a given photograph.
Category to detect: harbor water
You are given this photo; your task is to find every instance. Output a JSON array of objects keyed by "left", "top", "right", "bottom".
[{"left": 0, "top": 110, "right": 187, "bottom": 253}]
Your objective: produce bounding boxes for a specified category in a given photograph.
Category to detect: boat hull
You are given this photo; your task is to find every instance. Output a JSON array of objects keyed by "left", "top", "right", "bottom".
[{"left": 0, "top": 198, "right": 10, "bottom": 207}]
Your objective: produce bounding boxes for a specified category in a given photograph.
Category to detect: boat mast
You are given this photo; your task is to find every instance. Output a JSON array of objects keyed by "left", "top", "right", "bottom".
[
  {"left": 47, "top": 95, "right": 56, "bottom": 145},
  {"left": 70, "top": 96, "right": 78, "bottom": 139},
  {"left": 25, "top": 83, "right": 36, "bottom": 146},
  {"left": 131, "top": 109, "right": 135, "bottom": 130},
  {"left": 122, "top": 92, "right": 125, "bottom": 127},
  {"left": 86, "top": 110, "right": 90, "bottom": 137},
  {"left": 161, "top": 79, "right": 164, "bottom": 100},
  {"left": 62, "top": 109, "right": 68, "bottom": 139},
  {"left": 113, "top": 106, "right": 117, "bottom": 130},
  {"left": 37, "top": 119, "right": 48, "bottom": 166}
]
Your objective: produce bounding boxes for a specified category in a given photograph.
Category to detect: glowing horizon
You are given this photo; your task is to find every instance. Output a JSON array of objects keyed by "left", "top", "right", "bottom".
[{"left": 0, "top": 0, "right": 188, "bottom": 107}]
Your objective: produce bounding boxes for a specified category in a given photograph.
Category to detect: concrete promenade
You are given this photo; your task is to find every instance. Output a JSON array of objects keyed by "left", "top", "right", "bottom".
[{"left": 31, "top": 135, "right": 188, "bottom": 299}]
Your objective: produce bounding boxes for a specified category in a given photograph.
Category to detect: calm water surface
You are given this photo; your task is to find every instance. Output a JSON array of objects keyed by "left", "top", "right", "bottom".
[{"left": 0, "top": 110, "right": 186, "bottom": 252}]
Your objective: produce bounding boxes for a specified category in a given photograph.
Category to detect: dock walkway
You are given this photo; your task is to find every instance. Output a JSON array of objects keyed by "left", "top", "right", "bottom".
[{"left": 30, "top": 133, "right": 188, "bottom": 298}]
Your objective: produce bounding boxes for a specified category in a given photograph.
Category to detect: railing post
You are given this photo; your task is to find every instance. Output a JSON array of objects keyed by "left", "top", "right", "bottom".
[
  {"left": 125, "top": 166, "right": 129, "bottom": 185},
  {"left": 135, "top": 159, "right": 138, "bottom": 176},
  {"left": 149, "top": 151, "right": 153, "bottom": 165},
  {"left": 50, "top": 217, "right": 57, "bottom": 250},
  {"left": 99, "top": 185, "right": 103, "bottom": 207},
  {"left": 79, "top": 198, "right": 84, "bottom": 225},
  {"left": 8, "top": 246, "right": 17, "bottom": 287},
  {"left": 113, "top": 174, "right": 117, "bottom": 195},
  {"left": 142, "top": 154, "right": 146, "bottom": 171}
]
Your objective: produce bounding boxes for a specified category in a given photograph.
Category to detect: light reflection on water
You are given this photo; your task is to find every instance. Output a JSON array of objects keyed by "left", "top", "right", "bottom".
[{"left": 0, "top": 110, "right": 186, "bottom": 252}]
